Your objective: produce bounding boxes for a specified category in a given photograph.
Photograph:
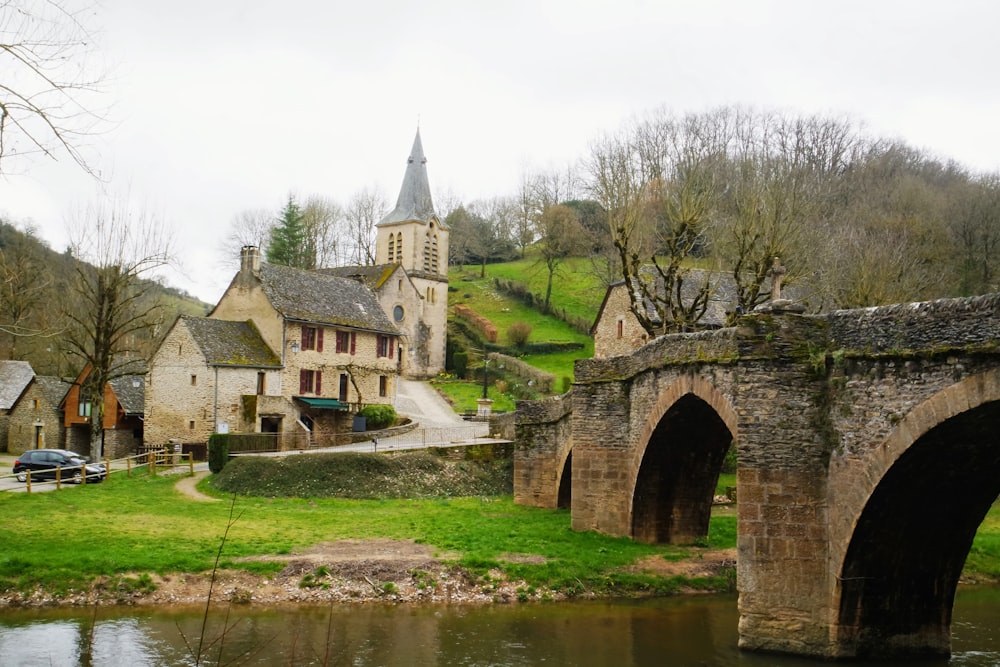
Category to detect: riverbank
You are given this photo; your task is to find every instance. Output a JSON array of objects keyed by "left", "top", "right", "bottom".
[{"left": 1, "top": 538, "right": 739, "bottom": 609}]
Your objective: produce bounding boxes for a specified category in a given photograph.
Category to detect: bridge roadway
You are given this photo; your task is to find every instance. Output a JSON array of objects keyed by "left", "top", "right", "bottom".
[{"left": 515, "top": 293, "right": 1000, "bottom": 660}]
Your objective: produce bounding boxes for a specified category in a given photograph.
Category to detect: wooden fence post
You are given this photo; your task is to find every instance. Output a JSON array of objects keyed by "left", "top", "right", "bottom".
[
  {"left": 25, "top": 470, "right": 31, "bottom": 493},
  {"left": 56, "top": 466, "right": 61, "bottom": 489}
]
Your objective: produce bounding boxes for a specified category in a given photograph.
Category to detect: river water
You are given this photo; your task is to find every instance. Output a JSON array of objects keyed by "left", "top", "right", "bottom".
[{"left": 1, "top": 587, "right": 998, "bottom": 666}]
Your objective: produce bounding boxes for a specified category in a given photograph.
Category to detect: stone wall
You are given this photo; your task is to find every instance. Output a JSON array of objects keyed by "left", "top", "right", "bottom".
[{"left": 513, "top": 392, "right": 574, "bottom": 508}]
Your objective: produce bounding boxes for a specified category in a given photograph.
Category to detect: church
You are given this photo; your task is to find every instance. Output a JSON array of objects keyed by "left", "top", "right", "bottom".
[{"left": 321, "top": 129, "right": 449, "bottom": 378}]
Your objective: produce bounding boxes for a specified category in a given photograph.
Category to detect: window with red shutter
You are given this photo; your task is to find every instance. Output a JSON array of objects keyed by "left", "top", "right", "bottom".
[
  {"left": 299, "top": 369, "right": 307, "bottom": 394},
  {"left": 350, "top": 332, "right": 356, "bottom": 355},
  {"left": 315, "top": 371, "right": 322, "bottom": 395},
  {"left": 317, "top": 328, "right": 324, "bottom": 352}
]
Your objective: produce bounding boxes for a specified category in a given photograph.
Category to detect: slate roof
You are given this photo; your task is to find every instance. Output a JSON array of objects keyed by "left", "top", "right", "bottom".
[
  {"left": 33, "top": 376, "right": 71, "bottom": 408},
  {"left": 181, "top": 316, "right": 281, "bottom": 367},
  {"left": 0, "top": 360, "right": 34, "bottom": 410},
  {"left": 258, "top": 264, "right": 399, "bottom": 335},
  {"left": 317, "top": 264, "right": 399, "bottom": 291},
  {"left": 378, "top": 129, "right": 444, "bottom": 228},
  {"left": 109, "top": 375, "right": 145, "bottom": 415}
]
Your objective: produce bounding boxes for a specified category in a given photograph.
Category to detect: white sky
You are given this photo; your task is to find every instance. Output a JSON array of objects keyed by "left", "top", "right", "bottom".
[{"left": 2, "top": 0, "right": 999, "bottom": 304}]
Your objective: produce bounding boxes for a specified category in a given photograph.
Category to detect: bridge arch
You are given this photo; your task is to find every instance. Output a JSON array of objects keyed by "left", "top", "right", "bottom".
[
  {"left": 829, "top": 368, "right": 1000, "bottom": 657},
  {"left": 629, "top": 374, "right": 738, "bottom": 543}
]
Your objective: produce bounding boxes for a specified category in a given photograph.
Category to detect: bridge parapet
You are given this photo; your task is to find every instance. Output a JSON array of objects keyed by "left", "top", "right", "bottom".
[
  {"left": 826, "top": 293, "right": 1000, "bottom": 354},
  {"left": 576, "top": 327, "right": 740, "bottom": 383}
]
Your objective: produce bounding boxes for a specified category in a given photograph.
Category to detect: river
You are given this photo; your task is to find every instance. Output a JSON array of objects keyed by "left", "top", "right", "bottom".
[{"left": 1, "top": 587, "right": 998, "bottom": 666}]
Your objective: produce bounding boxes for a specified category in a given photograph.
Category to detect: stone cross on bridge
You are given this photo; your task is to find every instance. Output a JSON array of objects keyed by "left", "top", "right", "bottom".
[{"left": 513, "top": 293, "right": 1000, "bottom": 660}]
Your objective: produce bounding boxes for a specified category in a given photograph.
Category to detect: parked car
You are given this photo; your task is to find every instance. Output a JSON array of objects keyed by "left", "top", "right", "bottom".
[{"left": 12, "top": 449, "right": 107, "bottom": 484}]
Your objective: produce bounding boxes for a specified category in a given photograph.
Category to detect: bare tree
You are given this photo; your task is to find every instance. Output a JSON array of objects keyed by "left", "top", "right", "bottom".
[
  {"left": 302, "top": 195, "right": 344, "bottom": 267},
  {"left": 0, "top": 222, "right": 58, "bottom": 357},
  {"left": 219, "top": 208, "right": 273, "bottom": 267},
  {"left": 535, "top": 203, "right": 586, "bottom": 312},
  {"left": 344, "top": 186, "right": 387, "bottom": 266},
  {"left": 0, "top": 0, "right": 107, "bottom": 175},
  {"left": 586, "top": 118, "right": 715, "bottom": 333},
  {"left": 64, "top": 196, "right": 175, "bottom": 459}
]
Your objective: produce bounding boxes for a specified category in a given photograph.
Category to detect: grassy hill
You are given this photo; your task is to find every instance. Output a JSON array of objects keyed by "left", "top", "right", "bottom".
[{"left": 438, "top": 258, "right": 607, "bottom": 412}]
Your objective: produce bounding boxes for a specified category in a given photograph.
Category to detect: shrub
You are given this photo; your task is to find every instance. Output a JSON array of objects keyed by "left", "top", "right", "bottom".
[
  {"left": 452, "top": 351, "right": 468, "bottom": 379},
  {"left": 507, "top": 321, "right": 532, "bottom": 347},
  {"left": 208, "top": 433, "right": 229, "bottom": 474},
  {"left": 721, "top": 443, "right": 738, "bottom": 474},
  {"left": 453, "top": 304, "right": 498, "bottom": 343},
  {"left": 360, "top": 404, "right": 397, "bottom": 430}
]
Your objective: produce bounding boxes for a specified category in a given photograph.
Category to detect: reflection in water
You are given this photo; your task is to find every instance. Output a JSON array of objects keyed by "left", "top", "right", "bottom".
[{"left": 0, "top": 589, "right": 998, "bottom": 666}]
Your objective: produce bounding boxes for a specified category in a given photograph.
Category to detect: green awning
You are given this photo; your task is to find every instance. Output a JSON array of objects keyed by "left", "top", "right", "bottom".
[{"left": 295, "top": 397, "right": 349, "bottom": 410}]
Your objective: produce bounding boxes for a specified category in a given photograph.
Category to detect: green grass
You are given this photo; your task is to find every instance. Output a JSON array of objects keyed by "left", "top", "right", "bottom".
[
  {"left": 429, "top": 378, "right": 517, "bottom": 414},
  {"left": 2, "top": 471, "right": 998, "bottom": 601},
  {"left": 450, "top": 269, "right": 592, "bottom": 348},
  {"left": 0, "top": 471, "right": 734, "bottom": 598},
  {"left": 470, "top": 255, "right": 609, "bottom": 326},
  {"left": 448, "top": 265, "right": 595, "bottom": 385}
]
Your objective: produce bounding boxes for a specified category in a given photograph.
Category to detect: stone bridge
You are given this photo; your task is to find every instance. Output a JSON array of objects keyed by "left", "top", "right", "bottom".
[{"left": 513, "top": 294, "right": 1000, "bottom": 660}]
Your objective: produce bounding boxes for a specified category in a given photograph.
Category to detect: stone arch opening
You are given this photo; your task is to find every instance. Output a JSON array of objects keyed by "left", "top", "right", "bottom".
[
  {"left": 631, "top": 393, "right": 733, "bottom": 544},
  {"left": 836, "top": 399, "right": 1000, "bottom": 658},
  {"left": 557, "top": 451, "right": 572, "bottom": 510}
]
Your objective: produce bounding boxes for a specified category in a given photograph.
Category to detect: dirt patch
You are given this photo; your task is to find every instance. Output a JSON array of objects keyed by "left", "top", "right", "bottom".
[{"left": 627, "top": 548, "right": 737, "bottom": 580}]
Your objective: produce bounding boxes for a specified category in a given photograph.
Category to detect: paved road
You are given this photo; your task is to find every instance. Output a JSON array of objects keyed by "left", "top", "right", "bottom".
[{"left": 395, "top": 377, "right": 471, "bottom": 426}]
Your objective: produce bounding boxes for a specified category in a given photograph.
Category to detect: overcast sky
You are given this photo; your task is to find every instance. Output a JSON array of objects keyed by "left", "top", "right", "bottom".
[{"left": 2, "top": 0, "right": 999, "bottom": 304}]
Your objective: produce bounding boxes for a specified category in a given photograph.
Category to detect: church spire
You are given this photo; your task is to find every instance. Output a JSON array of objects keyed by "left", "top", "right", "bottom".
[{"left": 379, "top": 129, "right": 440, "bottom": 227}]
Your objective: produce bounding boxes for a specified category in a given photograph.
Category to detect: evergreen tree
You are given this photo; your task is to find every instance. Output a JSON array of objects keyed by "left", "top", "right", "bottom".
[{"left": 267, "top": 195, "right": 313, "bottom": 268}]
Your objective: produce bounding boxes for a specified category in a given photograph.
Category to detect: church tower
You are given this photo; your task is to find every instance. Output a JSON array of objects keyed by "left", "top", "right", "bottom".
[{"left": 375, "top": 129, "right": 449, "bottom": 377}]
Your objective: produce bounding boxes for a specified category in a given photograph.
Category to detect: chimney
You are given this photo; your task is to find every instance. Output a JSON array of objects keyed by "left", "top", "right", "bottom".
[{"left": 240, "top": 246, "right": 261, "bottom": 275}]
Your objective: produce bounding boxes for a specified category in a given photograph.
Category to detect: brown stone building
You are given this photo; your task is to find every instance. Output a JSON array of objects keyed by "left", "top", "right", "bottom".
[
  {"left": 144, "top": 316, "right": 282, "bottom": 446},
  {"left": 144, "top": 250, "right": 402, "bottom": 447},
  {"left": 5, "top": 375, "right": 70, "bottom": 454}
]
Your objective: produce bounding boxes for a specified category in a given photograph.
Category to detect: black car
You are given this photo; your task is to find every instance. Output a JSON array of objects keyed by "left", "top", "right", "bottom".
[{"left": 13, "top": 449, "right": 107, "bottom": 484}]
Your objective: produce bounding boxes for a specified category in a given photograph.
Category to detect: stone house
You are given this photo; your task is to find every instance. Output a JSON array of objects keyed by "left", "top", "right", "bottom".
[
  {"left": 62, "top": 365, "right": 146, "bottom": 458},
  {"left": 144, "top": 316, "right": 281, "bottom": 446},
  {"left": 593, "top": 267, "right": 810, "bottom": 358},
  {"left": 328, "top": 129, "right": 449, "bottom": 379},
  {"left": 592, "top": 270, "right": 738, "bottom": 359},
  {"left": 0, "top": 360, "right": 40, "bottom": 451},
  {"left": 5, "top": 376, "right": 71, "bottom": 454},
  {"left": 144, "top": 249, "right": 402, "bottom": 446}
]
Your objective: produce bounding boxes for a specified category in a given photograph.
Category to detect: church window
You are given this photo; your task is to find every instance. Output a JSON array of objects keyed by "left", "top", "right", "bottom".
[
  {"left": 393, "top": 305, "right": 404, "bottom": 321},
  {"left": 423, "top": 232, "right": 439, "bottom": 273},
  {"left": 396, "top": 233, "right": 403, "bottom": 263},
  {"left": 388, "top": 234, "right": 395, "bottom": 262}
]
